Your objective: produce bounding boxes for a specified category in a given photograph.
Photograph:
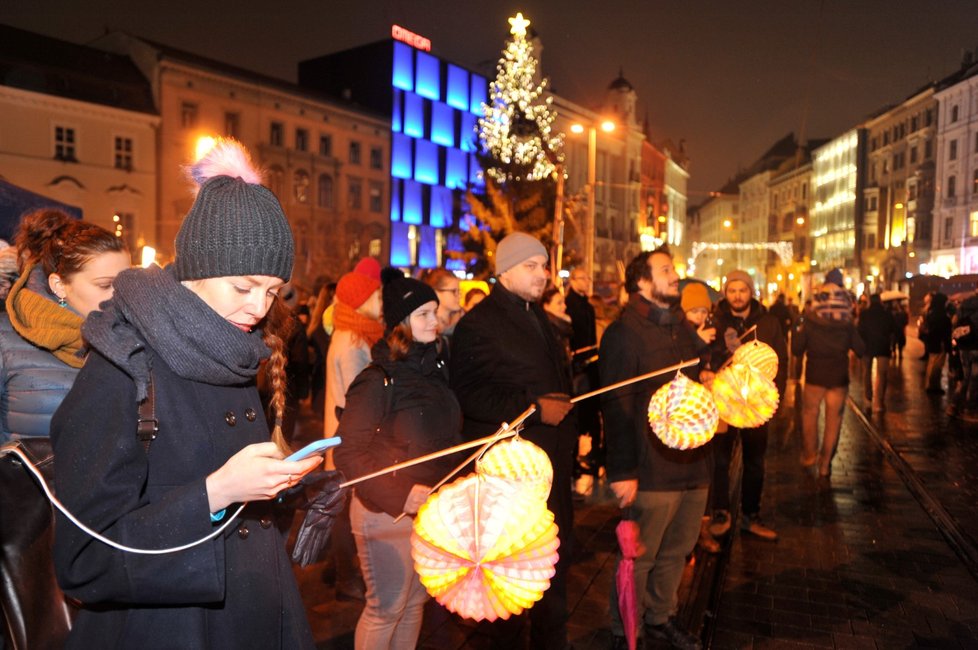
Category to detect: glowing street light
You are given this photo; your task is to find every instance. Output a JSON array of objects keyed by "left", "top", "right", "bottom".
[
  {"left": 723, "top": 219, "right": 732, "bottom": 228},
  {"left": 568, "top": 118, "right": 618, "bottom": 280}
]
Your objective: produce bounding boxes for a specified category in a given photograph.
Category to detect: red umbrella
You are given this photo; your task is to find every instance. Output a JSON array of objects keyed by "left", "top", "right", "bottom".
[{"left": 616, "top": 509, "right": 644, "bottom": 650}]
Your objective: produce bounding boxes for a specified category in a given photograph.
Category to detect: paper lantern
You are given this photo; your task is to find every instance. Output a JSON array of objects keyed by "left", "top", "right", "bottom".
[
  {"left": 646, "top": 373, "right": 718, "bottom": 450},
  {"left": 411, "top": 474, "right": 559, "bottom": 622},
  {"left": 711, "top": 362, "right": 779, "bottom": 428},
  {"left": 732, "top": 340, "right": 778, "bottom": 381},
  {"left": 476, "top": 437, "right": 553, "bottom": 500}
]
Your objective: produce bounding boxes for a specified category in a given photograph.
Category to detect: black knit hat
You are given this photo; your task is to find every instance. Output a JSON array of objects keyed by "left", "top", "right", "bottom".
[
  {"left": 174, "top": 140, "right": 295, "bottom": 281},
  {"left": 383, "top": 275, "right": 438, "bottom": 331}
]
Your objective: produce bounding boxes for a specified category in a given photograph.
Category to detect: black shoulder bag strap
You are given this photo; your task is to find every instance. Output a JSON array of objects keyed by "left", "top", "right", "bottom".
[{"left": 136, "top": 373, "right": 158, "bottom": 454}]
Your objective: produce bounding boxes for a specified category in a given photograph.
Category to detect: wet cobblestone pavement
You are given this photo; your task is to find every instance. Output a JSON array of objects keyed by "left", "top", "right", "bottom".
[{"left": 290, "top": 333, "right": 978, "bottom": 649}]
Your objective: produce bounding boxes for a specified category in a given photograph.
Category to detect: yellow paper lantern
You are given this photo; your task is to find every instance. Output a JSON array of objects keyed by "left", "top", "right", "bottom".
[
  {"left": 646, "top": 373, "right": 718, "bottom": 450},
  {"left": 711, "top": 362, "right": 780, "bottom": 428},
  {"left": 476, "top": 437, "right": 553, "bottom": 500},
  {"left": 411, "top": 474, "right": 559, "bottom": 622},
  {"left": 731, "top": 340, "right": 778, "bottom": 381}
]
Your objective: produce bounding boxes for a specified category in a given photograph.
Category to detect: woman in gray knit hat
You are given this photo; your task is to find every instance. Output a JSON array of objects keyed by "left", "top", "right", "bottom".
[{"left": 50, "top": 139, "right": 319, "bottom": 649}]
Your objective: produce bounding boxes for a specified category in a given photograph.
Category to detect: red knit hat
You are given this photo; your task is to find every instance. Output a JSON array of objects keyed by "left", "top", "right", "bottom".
[{"left": 336, "top": 262, "right": 381, "bottom": 308}]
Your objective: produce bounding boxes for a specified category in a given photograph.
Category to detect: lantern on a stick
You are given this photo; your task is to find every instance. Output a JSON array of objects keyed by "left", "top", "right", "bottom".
[
  {"left": 711, "top": 362, "right": 779, "bottom": 428},
  {"left": 411, "top": 474, "right": 559, "bottom": 622},
  {"left": 647, "top": 373, "right": 718, "bottom": 450},
  {"left": 476, "top": 437, "right": 553, "bottom": 500},
  {"left": 731, "top": 339, "right": 778, "bottom": 382}
]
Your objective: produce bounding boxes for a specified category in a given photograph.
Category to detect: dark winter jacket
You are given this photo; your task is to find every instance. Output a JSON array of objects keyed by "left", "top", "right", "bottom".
[
  {"left": 0, "top": 311, "right": 78, "bottom": 441},
  {"left": 51, "top": 348, "right": 314, "bottom": 650},
  {"left": 599, "top": 295, "right": 711, "bottom": 492},
  {"left": 564, "top": 288, "right": 596, "bottom": 351},
  {"left": 711, "top": 298, "right": 788, "bottom": 397},
  {"left": 792, "top": 311, "right": 865, "bottom": 388},
  {"left": 921, "top": 295, "right": 953, "bottom": 354},
  {"left": 334, "top": 339, "right": 462, "bottom": 518},
  {"left": 857, "top": 300, "right": 897, "bottom": 358}
]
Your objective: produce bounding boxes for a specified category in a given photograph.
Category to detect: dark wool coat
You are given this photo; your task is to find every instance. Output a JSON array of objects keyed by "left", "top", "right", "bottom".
[
  {"left": 857, "top": 302, "right": 897, "bottom": 358},
  {"left": 51, "top": 348, "right": 314, "bottom": 650},
  {"left": 600, "top": 296, "right": 711, "bottom": 492},
  {"left": 792, "top": 312, "right": 866, "bottom": 388},
  {"left": 564, "top": 289, "right": 596, "bottom": 351},
  {"left": 334, "top": 339, "right": 462, "bottom": 517}
]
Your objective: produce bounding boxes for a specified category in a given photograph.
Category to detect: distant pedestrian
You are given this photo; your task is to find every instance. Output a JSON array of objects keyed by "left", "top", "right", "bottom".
[
  {"left": 421, "top": 267, "right": 463, "bottom": 337},
  {"left": 600, "top": 249, "right": 708, "bottom": 650},
  {"left": 708, "top": 270, "right": 786, "bottom": 541},
  {"left": 890, "top": 300, "right": 909, "bottom": 359},
  {"left": 565, "top": 266, "right": 603, "bottom": 479},
  {"left": 768, "top": 293, "right": 793, "bottom": 340},
  {"left": 450, "top": 232, "right": 576, "bottom": 650},
  {"left": 857, "top": 293, "right": 897, "bottom": 413},
  {"left": 462, "top": 286, "right": 487, "bottom": 311},
  {"left": 792, "top": 282, "right": 865, "bottom": 479},
  {"left": 542, "top": 285, "right": 573, "bottom": 361},
  {"left": 949, "top": 285, "right": 978, "bottom": 421},
  {"left": 920, "top": 292, "right": 952, "bottom": 394}
]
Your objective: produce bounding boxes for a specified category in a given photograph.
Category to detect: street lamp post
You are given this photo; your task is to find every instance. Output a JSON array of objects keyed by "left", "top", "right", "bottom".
[{"left": 570, "top": 120, "right": 615, "bottom": 282}]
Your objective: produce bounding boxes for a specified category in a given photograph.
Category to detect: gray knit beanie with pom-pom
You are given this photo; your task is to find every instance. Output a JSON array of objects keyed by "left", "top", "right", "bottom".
[{"left": 174, "top": 139, "right": 294, "bottom": 281}]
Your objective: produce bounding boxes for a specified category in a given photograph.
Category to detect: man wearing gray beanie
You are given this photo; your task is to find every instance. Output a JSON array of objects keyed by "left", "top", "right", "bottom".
[{"left": 450, "top": 231, "right": 576, "bottom": 649}]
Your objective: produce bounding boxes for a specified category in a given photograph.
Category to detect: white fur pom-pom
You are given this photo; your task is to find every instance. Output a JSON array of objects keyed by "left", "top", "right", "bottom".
[{"left": 187, "top": 138, "right": 264, "bottom": 187}]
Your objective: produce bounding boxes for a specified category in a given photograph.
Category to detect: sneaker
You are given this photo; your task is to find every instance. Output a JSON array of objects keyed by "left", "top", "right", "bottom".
[
  {"left": 741, "top": 515, "right": 778, "bottom": 541},
  {"left": 708, "top": 509, "right": 731, "bottom": 537},
  {"left": 646, "top": 618, "right": 702, "bottom": 650}
]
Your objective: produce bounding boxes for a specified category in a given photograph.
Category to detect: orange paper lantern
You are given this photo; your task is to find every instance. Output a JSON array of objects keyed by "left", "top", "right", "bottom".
[
  {"left": 647, "top": 373, "right": 718, "bottom": 450},
  {"left": 711, "top": 362, "right": 779, "bottom": 428},
  {"left": 731, "top": 340, "right": 778, "bottom": 381},
  {"left": 476, "top": 437, "right": 553, "bottom": 500},
  {"left": 411, "top": 474, "right": 560, "bottom": 622}
]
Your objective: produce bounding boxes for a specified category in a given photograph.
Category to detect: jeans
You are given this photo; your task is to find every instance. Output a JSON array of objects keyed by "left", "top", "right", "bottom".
[
  {"left": 350, "top": 495, "right": 429, "bottom": 650},
  {"left": 862, "top": 355, "right": 890, "bottom": 410},
  {"left": 711, "top": 424, "right": 768, "bottom": 517},
  {"left": 801, "top": 384, "right": 847, "bottom": 475},
  {"left": 609, "top": 488, "right": 708, "bottom": 633}
]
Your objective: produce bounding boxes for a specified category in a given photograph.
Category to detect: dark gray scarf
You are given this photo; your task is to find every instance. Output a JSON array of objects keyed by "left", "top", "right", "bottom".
[{"left": 83, "top": 264, "right": 270, "bottom": 400}]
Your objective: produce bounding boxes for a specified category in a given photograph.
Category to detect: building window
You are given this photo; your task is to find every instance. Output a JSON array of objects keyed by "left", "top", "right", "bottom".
[
  {"left": 867, "top": 232, "right": 876, "bottom": 249},
  {"left": 974, "top": 169, "right": 978, "bottom": 196},
  {"left": 870, "top": 196, "right": 878, "bottom": 211},
  {"left": 54, "top": 126, "right": 77, "bottom": 161},
  {"left": 925, "top": 140, "right": 932, "bottom": 159},
  {"left": 349, "top": 141, "right": 361, "bottom": 165},
  {"left": 294, "top": 169, "right": 309, "bottom": 203},
  {"left": 369, "top": 182, "right": 383, "bottom": 212},
  {"left": 950, "top": 139, "right": 958, "bottom": 161},
  {"left": 270, "top": 122, "right": 284, "bottom": 147},
  {"left": 348, "top": 177, "right": 362, "bottom": 210},
  {"left": 910, "top": 146, "right": 918, "bottom": 164},
  {"left": 317, "top": 174, "right": 334, "bottom": 209},
  {"left": 224, "top": 112, "right": 239, "bottom": 138},
  {"left": 911, "top": 116, "right": 918, "bottom": 132},
  {"left": 295, "top": 128, "right": 308, "bottom": 152},
  {"left": 181, "top": 102, "right": 198, "bottom": 128},
  {"left": 319, "top": 135, "right": 332, "bottom": 157},
  {"left": 883, "top": 131, "right": 889, "bottom": 146},
  {"left": 268, "top": 165, "right": 284, "bottom": 198},
  {"left": 951, "top": 105, "right": 959, "bottom": 122},
  {"left": 948, "top": 175, "right": 957, "bottom": 198},
  {"left": 909, "top": 184, "right": 917, "bottom": 201},
  {"left": 972, "top": 212, "right": 978, "bottom": 238},
  {"left": 369, "top": 146, "right": 383, "bottom": 170},
  {"left": 945, "top": 217, "right": 955, "bottom": 242},
  {"left": 882, "top": 158, "right": 889, "bottom": 174},
  {"left": 925, "top": 109, "right": 934, "bottom": 126},
  {"left": 114, "top": 136, "right": 133, "bottom": 170}
]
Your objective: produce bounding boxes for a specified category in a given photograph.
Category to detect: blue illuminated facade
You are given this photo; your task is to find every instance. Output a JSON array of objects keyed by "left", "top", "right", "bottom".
[{"left": 299, "top": 38, "right": 487, "bottom": 270}]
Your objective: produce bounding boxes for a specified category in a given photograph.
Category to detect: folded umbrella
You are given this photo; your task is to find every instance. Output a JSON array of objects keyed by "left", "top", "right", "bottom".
[{"left": 616, "top": 507, "right": 644, "bottom": 650}]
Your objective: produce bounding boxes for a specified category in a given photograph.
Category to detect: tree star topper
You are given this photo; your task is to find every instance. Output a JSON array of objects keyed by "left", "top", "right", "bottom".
[{"left": 509, "top": 12, "right": 530, "bottom": 38}]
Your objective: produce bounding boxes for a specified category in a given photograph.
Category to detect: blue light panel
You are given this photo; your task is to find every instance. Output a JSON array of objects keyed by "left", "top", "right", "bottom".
[
  {"left": 390, "top": 179, "right": 401, "bottom": 222},
  {"left": 403, "top": 180, "right": 423, "bottom": 225},
  {"left": 414, "top": 139, "right": 439, "bottom": 185},
  {"left": 470, "top": 73, "right": 487, "bottom": 114},
  {"left": 430, "top": 186, "right": 452, "bottom": 228},
  {"left": 445, "top": 232, "right": 465, "bottom": 271},
  {"left": 391, "top": 133, "right": 412, "bottom": 180},
  {"left": 469, "top": 153, "right": 483, "bottom": 186},
  {"left": 415, "top": 51, "right": 440, "bottom": 101},
  {"left": 446, "top": 65, "right": 469, "bottom": 111},
  {"left": 418, "top": 225, "right": 438, "bottom": 268},
  {"left": 390, "top": 221, "right": 412, "bottom": 267},
  {"left": 392, "top": 90, "right": 402, "bottom": 133},
  {"left": 392, "top": 42, "right": 414, "bottom": 92},
  {"left": 403, "top": 92, "right": 424, "bottom": 139},
  {"left": 431, "top": 101, "right": 455, "bottom": 147},
  {"left": 445, "top": 148, "right": 467, "bottom": 190},
  {"left": 459, "top": 112, "right": 477, "bottom": 152}
]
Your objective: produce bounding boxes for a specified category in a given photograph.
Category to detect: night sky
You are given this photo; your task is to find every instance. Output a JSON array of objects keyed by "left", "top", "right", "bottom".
[{"left": 5, "top": 0, "right": 978, "bottom": 199}]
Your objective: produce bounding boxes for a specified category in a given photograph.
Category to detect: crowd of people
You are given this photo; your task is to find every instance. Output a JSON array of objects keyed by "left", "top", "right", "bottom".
[{"left": 5, "top": 138, "right": 978, "bottom": 650}]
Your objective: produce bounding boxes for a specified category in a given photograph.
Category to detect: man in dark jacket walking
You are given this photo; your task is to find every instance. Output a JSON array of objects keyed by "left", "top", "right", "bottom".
[
  {"left": 450, "top": 232, "right": 576, "bottom": 650},
  {"left": 708, "top": 270, "right": 786, "bottom": 542},
  {"left": 600, "top": 248, "right": 707, "bottom": 650},
  {"left": 565, "top": 267, "right": 602, "bottom": 479},
  {"left": 857, "top": 293, "right": 897, "bottom": 412}
]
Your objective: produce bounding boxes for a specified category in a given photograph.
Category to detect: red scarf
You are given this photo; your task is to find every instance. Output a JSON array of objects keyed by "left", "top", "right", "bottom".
[{"left": 333, "top": 301, "right": 384, "bottom": 347}]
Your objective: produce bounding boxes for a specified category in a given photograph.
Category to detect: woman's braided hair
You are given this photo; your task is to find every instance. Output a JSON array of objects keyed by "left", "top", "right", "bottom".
[{"left": 262, "top": 298, "right": 294, "bottom": 454}]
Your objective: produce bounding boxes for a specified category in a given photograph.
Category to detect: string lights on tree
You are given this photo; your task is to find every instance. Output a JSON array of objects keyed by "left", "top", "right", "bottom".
[{"left": 478, "top": 12, "right": 562, "bottom": 183}]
